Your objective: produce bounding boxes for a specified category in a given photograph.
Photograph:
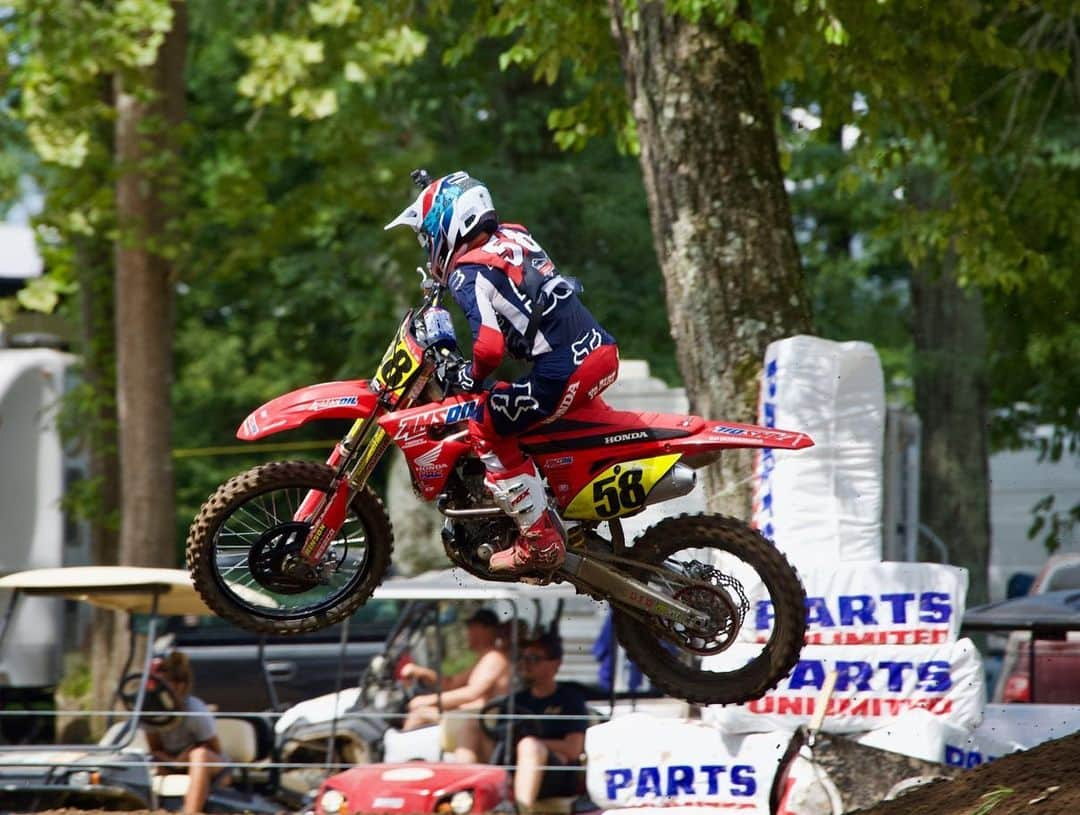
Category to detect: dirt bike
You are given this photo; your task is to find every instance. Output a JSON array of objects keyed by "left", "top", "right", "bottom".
[{"left": 186, "top": 274, "right": 812, "bottom": 705}]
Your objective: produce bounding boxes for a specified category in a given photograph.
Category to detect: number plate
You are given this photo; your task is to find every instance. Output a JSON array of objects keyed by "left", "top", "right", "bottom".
[
  {"left": 564, "top": 454, "right": 681, "bottom": 520},
  {"left": 373, "top": 322, "right": 422, "bottom": 398}
]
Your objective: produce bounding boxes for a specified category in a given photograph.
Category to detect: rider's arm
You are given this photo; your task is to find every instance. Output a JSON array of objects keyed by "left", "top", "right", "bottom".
[{"left": 450, "top": 265, "right": 505, "bottom": 381}]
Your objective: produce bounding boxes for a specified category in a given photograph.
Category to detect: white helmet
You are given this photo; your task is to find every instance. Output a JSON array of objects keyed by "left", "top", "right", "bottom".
[{"left": 384, "top": 171, "right": 497, "bottom": 282}]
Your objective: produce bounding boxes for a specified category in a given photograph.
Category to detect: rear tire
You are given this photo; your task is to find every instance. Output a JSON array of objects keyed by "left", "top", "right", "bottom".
[
  {"left": 186, "top": 460, "right": 393, "bottom": 635},
  {"left": 613, "top": 514, "right": 805, "bottom": 705}
]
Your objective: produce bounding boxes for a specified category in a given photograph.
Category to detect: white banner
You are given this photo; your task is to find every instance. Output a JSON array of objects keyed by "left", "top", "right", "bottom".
[
  {"left": 754, "top": 336, "right": 885, "bottom": 568},
  {"left": 586, "top": 714, "right": 791, "bottom": 812},
  {"left": 855, "top": 708, "right": 973, "bottom": 764},
  {"left": 703, "top": 639, "right": 985, "bottom": 734},
  {"left": 943, "top": 703, "right": 1080, "bottom": 768},
  {"left": 736, "top": 561, "right": 969, "bottom": 646}
]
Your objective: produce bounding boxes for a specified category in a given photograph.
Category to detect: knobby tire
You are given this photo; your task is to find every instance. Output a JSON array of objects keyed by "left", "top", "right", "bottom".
[
  {"left": 186, "top": 460, "right": 393, "bottom": 635},
  {"left": 612, "top": 513, "right": 806, "bottom": 705}
]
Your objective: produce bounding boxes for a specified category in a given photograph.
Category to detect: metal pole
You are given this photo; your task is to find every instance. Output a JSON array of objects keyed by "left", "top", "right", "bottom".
[
  {"left": 126, "top": 592, "right": 161, "bottom": 733},
  {"left": 507, "top": 599, "right": 517, "bottom": 758},
  {"left": 0, "top": 590, "right": 19, "bottom": 651},
  {"left": 324, "top": 615, "right": 351, "bottom": 768}
]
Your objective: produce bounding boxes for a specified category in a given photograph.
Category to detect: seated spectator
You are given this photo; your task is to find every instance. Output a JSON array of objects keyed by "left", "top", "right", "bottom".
[
  {"left": 401, "top": 607, "right": 511, "bottom": 730},
  {"left": 455, "top": 632, "right": 588, "bottom": 811},
  {"left": 144, "top": 651, "right": 228, "bottom": 814}
]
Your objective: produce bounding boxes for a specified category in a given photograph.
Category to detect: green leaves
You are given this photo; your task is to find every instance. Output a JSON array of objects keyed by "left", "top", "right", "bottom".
[{"left": 236, "top": 35, "right": 326, "bottom": 108}]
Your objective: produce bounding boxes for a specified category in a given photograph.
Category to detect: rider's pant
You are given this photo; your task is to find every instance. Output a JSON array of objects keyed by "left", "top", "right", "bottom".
[{"left": 468, "top": 342, "right": 619, "bottom": 473}]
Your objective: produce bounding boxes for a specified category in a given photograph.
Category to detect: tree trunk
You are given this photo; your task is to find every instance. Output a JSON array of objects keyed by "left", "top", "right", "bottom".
[
  {"left": 911, "top": 262, "right": 991, "bottom": 604},
  {"left": 76, "top": 233, "right": 126, "bottom": 730},
  {"left": 113, "top": 2, "right": 186, "bottom": 567},
  {"left": 608, "top": 2, "right": 812, "bottom": 517}
]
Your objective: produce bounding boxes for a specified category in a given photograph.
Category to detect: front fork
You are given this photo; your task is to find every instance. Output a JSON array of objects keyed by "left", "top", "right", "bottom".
[{"left": 292, "top": 361, "right": 433, "bottom": 569}]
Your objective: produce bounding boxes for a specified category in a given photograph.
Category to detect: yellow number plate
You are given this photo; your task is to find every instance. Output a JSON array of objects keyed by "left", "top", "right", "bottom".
[
  {"left": 564, "top": 454, "right": 681, "bottom": 520},
  {"left": 373, "top": 324, "right": 421, "bottom": 396}
]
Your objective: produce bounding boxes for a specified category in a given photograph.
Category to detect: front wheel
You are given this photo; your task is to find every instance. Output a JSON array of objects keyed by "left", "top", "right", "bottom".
[
  {"left": 186, "top": 460, "right": 393, "bottom": 634},
  {"left": 613, "top": 514, "right": 806, "bottom": 705}
]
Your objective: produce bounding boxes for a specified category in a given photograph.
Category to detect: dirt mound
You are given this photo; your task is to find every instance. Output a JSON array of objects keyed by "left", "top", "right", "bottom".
[{"left": 852, "top": 729, "right": 1080, "bottom": 815}]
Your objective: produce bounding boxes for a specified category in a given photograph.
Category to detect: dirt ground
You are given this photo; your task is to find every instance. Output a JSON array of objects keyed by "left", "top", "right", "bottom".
[
  {"left": 852, "top": 729, "right": 1080, "bottom": 815},
  {"left": 18, "top": 731, "right": 1080, "bottom": 815}
]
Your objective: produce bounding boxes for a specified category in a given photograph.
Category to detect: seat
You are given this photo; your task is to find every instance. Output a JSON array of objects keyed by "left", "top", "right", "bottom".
[
  {"left": 382, "top": 723, "right": 442, "bottom": 762},
  {"left": 217, "top": 717, "right": 259, "bottom": 763}
]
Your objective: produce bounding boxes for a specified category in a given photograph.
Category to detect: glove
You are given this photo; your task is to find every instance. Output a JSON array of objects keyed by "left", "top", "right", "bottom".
[{"left": 450, "top": 360, "right": 484, "bottom": 393}]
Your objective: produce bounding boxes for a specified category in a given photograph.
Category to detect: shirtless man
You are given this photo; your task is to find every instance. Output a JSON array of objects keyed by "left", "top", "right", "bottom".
[{"left": 400, "top": 608, "right": 511, "bottom": 730}]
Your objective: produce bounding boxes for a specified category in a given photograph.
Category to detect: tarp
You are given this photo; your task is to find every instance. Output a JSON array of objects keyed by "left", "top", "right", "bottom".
[{"left": 753, "top": 336, "right": 885, "bottom": 567}]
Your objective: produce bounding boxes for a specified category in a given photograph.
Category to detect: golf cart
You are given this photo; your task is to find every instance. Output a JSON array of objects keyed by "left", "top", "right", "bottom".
[{"left": 0, "top": 566, "right": 300, "bottom": 812}]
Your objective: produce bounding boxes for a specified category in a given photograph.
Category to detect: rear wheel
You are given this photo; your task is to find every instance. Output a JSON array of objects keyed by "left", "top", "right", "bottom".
[
  {"left": 613, "top": 514, "right": 806, "bottom": 705},
  {"left": 186, "top": 460, "right": 393, "bottom": 634}
]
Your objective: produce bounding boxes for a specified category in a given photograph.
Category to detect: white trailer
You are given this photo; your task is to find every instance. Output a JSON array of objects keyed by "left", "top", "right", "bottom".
[{"left": 0, "top": 344, "right": 89, "bottom": 710}]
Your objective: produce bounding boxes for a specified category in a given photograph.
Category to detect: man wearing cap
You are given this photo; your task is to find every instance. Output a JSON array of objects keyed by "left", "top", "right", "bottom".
[{"left": 401, "top": 607, "right": 511, "bottom": 730}]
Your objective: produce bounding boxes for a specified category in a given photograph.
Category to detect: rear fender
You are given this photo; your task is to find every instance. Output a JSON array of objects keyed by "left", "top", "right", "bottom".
[
  {"left": 237, "top": 380, "right": 379, "bottom": 441},
  {"left": 671, "top": 420, "right": 814, "bottom": 468}
]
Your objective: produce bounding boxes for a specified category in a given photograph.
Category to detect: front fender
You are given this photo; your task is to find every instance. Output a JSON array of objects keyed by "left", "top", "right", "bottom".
[{"left": 237, "top": 380, "right": 379, "bottom": 441}]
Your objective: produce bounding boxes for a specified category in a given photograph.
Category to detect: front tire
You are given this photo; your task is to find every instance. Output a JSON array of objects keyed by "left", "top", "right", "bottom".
[
  {"left": 186, "top": 460, "right": 393, "bottom": 635},
  {"left": 613, "top": 514, "right": 806, "bottom": 705}
]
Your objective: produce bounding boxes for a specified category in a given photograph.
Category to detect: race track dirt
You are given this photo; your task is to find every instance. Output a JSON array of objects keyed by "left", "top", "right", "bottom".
[
  {"left": 851, "top": 728, "right": 1080, "bottom": 815},
  {"left": 16, "top": 730, "right": 1080, "bottom": 815}
]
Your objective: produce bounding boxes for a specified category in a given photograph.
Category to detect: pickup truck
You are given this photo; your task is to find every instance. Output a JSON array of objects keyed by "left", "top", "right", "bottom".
[{"left": 159, "top": 597, "right": 402, "bottom": 713}]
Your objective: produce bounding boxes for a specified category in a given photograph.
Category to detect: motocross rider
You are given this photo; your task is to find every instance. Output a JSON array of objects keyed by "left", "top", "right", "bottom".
[{"left": 386, "top": 171, "right": 619, "bottom": 574}]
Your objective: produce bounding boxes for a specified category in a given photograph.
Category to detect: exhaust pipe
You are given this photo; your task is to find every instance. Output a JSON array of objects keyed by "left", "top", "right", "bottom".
[{"left": 644, "top": 463, "right": 697, "bottom": 506}]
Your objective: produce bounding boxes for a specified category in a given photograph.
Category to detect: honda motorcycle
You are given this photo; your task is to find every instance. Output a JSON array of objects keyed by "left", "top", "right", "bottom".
[{"left": 187, "top": 275, "right": 812, "bottom": 704}]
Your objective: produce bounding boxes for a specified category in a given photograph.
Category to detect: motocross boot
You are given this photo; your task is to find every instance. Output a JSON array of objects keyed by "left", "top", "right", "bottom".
[{"left": 485, "top": 461, "right": 566, "bottom": 574}]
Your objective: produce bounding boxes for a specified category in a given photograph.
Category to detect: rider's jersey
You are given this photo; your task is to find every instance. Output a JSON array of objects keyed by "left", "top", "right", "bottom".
[{"left": 448, "top": 224, "right": 614, "bottom": 382}]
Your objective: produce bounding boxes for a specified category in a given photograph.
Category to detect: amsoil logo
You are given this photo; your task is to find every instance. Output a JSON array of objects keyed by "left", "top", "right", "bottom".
[{"left": 603, "top": 431, "right": 648, "bottom": 445}]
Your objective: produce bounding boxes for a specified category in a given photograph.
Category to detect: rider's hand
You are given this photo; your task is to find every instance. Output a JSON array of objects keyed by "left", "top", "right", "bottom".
[{"left": 451, "top": 361, "right": 484, "bottom": 394}]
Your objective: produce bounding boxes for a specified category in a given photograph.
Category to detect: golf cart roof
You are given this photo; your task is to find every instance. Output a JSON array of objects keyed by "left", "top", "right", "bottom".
[
  {"left": 0, "top": 566, "right": 213, "bottom": 616},
  {"left": 373, "top": 568, "right": 581, "bottom": 602},
  {"left": 962, "top": 589, "right": 1080, "bottom": 635}
]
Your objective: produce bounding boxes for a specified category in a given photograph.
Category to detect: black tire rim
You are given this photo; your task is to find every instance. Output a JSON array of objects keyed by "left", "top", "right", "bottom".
[{"left": 209, "top": 483, "right": 372, "bottom": 620}]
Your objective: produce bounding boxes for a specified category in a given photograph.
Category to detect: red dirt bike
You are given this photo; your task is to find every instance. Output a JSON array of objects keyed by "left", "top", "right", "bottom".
[{"left": 186, "top": 277, "right": 811, "bottom": 704}]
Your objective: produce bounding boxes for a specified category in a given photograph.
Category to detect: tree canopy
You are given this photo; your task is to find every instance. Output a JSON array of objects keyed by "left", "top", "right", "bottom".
[{"left": 2, "top": 0, "right": 1077, "bottom": 562}]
